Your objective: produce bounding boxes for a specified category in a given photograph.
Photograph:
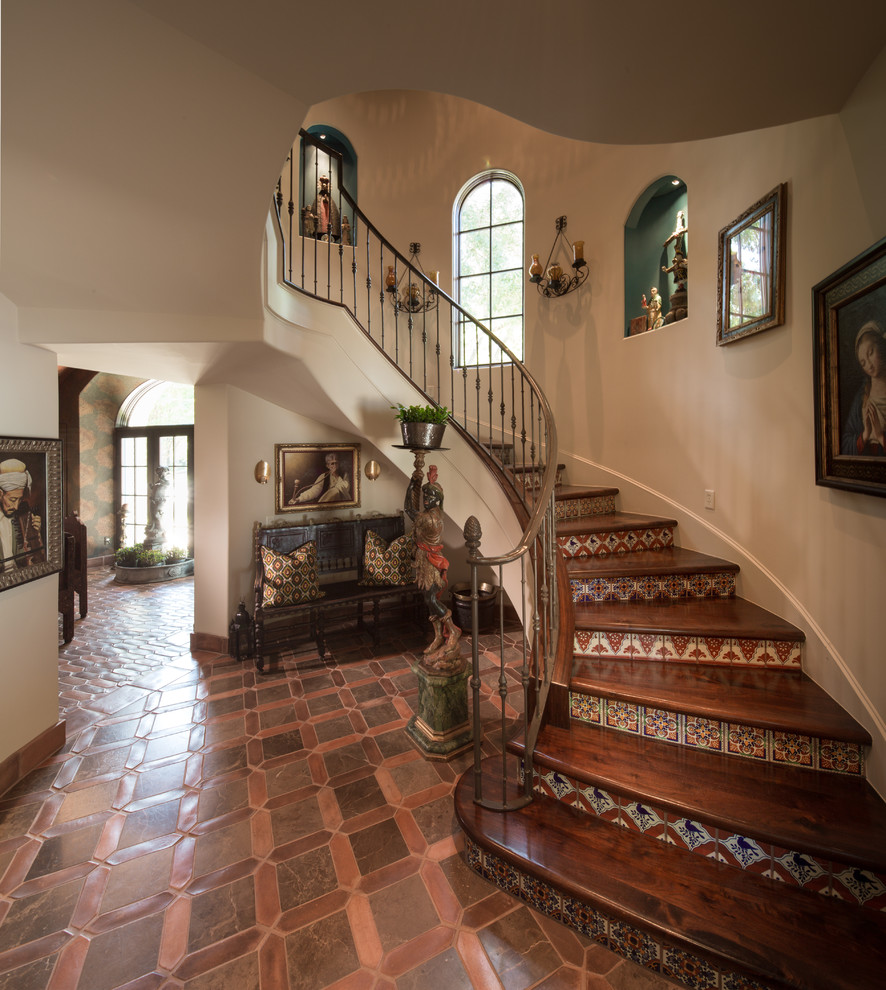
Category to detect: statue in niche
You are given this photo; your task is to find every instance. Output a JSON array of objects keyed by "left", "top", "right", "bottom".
[
  {"left": 341, "top": 215, "right": 351, "bottom": 245},
  {"left": 311, "top": 174, "right": 340, "bottom": 241},
  {"left": 662, "top": 209, "right": 688, "bottom": 288},
  {"left": 301, "top": 207, "right": 316, "bottom": 238},
  {"left": 661, "top": 209, "right": 689, "bottom": 324},
  {"left": 643, "top": 287, "right": 663, "bottom": 330}
]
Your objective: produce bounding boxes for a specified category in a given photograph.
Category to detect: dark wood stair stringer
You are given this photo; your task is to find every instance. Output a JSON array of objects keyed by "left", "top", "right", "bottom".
[{"left": 455, "top": 765, "right": 886, "bottom": 990}]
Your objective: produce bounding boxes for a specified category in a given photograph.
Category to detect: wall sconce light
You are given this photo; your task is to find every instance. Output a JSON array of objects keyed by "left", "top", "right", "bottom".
[
  {"left": 254, "top": 460, "right": 270, "bottom": 484},
  {"left": 386, "top": 242, "right": 439, "bottom": 314},
  {"left": 528, "top": 216, "right": 588, "bottom": 298},
  {"left": 364, "top": 460, "right": 381, "bottom": 482}
]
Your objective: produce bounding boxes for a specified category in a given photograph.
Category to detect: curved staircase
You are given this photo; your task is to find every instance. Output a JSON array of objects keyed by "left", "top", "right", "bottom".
[{"left": 456, "top": 484, "right": 886, "bottom": 990}]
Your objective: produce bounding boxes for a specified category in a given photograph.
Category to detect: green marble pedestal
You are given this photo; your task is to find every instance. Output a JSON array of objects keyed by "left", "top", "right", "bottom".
[{"left": 406, "top": 661, "right": 472, "bottom": 760}]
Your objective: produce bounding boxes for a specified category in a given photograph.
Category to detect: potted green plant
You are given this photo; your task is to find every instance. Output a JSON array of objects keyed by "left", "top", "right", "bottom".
[
  {"left": 392, "top": 402, "right": 450, "bottom": 448},
  {"left": 114, "top": 544, "right": 194, "bottom": 585}
]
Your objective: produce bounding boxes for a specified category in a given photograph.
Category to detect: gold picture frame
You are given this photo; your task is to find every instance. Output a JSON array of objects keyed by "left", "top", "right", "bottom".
[
  {"left": 717, "top": 183, "right": 787, "bottom": 345},
  {"left": 275, "top": 443, "right": 361, "bottom": 513}
]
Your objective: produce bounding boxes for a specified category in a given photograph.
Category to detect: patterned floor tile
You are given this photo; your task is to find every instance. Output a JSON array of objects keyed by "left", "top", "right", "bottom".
[{"left": 0, "top": 570, "right": 683, "bottom": 989}]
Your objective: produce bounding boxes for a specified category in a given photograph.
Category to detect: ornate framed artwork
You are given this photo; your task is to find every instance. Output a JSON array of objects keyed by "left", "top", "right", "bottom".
[
  {"left": 275, "top": 443, "right": 361, "bottom": 513},
  {"left": 813, "top": 236, "right": 886, "bottom": 497},
  {"left": 717, "top": 183, "right": 787, "bottom": 345},
  {"left": 0, "top": 436, "right": 63, "bottom": 591}
]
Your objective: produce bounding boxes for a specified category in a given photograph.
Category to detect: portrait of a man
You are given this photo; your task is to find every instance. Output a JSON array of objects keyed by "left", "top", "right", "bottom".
[
  {"left": 0, "top": 450, "right": 50, "bottom": 580},
  {"left": 275, "top": 443, "right": 360, "bottom": 513}
]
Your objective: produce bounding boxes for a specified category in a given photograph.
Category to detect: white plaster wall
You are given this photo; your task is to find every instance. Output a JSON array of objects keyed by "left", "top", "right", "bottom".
[
  {"left": 307, "top": 89, "right": 886, "bottom": 792},
  {"left": 0, "top": 296, "right": 61, "bottom": 762}
]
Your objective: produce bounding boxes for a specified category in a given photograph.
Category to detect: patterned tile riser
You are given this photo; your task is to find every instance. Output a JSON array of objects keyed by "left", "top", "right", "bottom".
[
  {"left": 555, "top": 495, "right": 617, "bottom": 520},
  {"left": 569, "top": 692, "right": 864, "bottom": 776},
  {"left": 573, "top": 631, "right": 803, "bottom": 669},
  {"left": 532, "top": 765, "right": 886, "bottom": 913},
  {"left": 558, "top": 527, "right": 675, "bottom": 558},
  {"left": 464, "top": 835, "right": 774, "bottom": 990},
  {"left": 571, "top": 572, "right": 736, "bottom": 603}
]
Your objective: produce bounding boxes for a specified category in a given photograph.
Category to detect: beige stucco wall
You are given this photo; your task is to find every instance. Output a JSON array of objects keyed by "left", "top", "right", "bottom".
[
  {"left": 306, "top": 88, "right": 886, "bottom": 790},
  {"left": 0, "top": 295, "right": 61, "bottom": 763}
]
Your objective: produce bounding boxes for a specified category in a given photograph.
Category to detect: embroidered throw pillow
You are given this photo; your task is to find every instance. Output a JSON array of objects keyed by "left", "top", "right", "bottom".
[
  {"left": 359, "top": 530, "right": 415, "bottom": 586},
  {"left": 260, "top": 541, "right": 326, "bottom": 608}
]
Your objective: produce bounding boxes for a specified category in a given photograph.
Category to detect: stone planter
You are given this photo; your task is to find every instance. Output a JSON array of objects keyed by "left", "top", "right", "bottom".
[
  {"left": 400, "top": 421, "right": 446, "bottom": 449},
  {"left": 114, "top": 559, "right": 194, "bottom": 585}
]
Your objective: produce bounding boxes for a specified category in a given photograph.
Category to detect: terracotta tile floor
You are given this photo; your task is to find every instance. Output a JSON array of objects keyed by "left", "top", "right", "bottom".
[{"left": 0, "top": 569, "right": 682, "bottom": 989}]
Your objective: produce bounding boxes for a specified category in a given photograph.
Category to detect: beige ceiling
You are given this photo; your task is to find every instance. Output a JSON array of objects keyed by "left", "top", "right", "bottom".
[
  {"left": 132, "top": 0, "right": 886, "bottom": 145},
  {"left": 2, "top": 0, "right": 885, "bottom": 384}
]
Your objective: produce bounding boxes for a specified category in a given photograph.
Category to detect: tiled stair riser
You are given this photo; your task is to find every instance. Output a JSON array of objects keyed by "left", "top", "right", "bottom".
[
  {"left": 558, "top": 526, "right": 675, "bottom": 558},
  {"left": 569, "top": 693, "right": 864, "bottom": 776},
  {"left": 555, "top": 495, "right": 617, "bottom": 520},
  {"left": 571, "top": 571, "right": 736, "bottom": 603},
  {"left": 531, "top": 766, "right": 886, "bottom": 913},
  {"left": 573, "top": 631, "right": 803, "bottom": 669},
  {"left": 464, "top": 835, "right": 772, "bottom": 990}
]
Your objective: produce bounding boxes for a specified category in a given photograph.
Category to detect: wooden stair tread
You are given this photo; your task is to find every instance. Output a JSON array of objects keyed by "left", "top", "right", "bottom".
[
  {"left": 557, "top": 510, "right": 678, "bottom": 536},
  {"left": 571, "top": 658, "right": 871, "bottom": 744},
  {"left": 565, "top": 546, "right": 739, "bottom": 578},
  {"left": 455, "top": 765, "right": 886, "bottom": 990},
  {"left": 555, "top": 484, "right": 619, "bottom": 499},
  {"left": 573, "top": 596, "right": 805, "bottom": 642},
  {"left": 521, "top": 722, "right": 886, "bottom": 872}
]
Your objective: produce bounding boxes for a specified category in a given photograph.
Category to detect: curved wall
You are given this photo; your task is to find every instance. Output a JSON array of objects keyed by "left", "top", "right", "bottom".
[{"left": 305, "top": 87, "right": 886, "bottom": 793}]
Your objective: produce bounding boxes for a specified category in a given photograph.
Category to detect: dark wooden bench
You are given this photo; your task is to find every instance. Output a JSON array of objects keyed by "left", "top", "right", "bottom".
[{"left": 252, "top": 514, "right": 422, "bottom": 671}]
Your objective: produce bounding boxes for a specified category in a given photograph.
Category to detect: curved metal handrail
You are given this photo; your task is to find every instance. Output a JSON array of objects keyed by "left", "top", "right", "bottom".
[{"left": 274, "top": 131, "right": 559, "bottom": 809}]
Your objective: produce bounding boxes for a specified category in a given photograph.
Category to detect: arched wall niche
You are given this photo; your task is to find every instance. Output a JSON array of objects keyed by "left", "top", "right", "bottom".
[{"left": 624, "top": 175, "right": 687, "bottom": 336}]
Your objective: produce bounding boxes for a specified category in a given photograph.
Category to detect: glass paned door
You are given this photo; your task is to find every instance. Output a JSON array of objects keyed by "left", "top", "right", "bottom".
[{"left": 116, "top": 427, "right": 194, "bottom": 552}]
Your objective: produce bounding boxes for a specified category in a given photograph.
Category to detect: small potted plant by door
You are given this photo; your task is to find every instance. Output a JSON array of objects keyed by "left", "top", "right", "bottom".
[{"left": 393, "top": 403, "right": 450, "bottom": 449}]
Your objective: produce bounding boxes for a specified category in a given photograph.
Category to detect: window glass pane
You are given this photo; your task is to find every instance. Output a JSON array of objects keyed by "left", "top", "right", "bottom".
[
  {"left": 458, "top": 230, "right": 490, "bottom": 277},
  {"left": 128, "top": 382, "right": 194, "bottom": 427},
  {"left": 135, "top": 436, "right": 147, "bottom": 463},
  {"left": 492, "top": 270, "right": 523, "bottom": 318},
  {"left": 489, "top": 317, "right": 523, "bottom": 359},
  {"left": 458, "top": 275, "right": 490, "bottom": 322},
  {"left": 491, "top": 223, "right": 522, "bottom": 271},
  {"left": 121, "top": 466, "right": 135, "bottom": 497},
  {"left": 120, "top": 436, "right": 134, "bottom": 465},
  {"left": 135, "top": 470, "right": 148, "bottom": 497},
  {"left": 459, "top": 185, "right": 490, "bottom": 230},
  {"left": 491, "top": 180, "right": 522, "bottom": 224}
]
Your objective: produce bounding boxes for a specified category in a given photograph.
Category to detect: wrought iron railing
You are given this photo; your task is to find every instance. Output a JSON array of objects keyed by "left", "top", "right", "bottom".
[{"left": 273, "top": 131, "right": 559, "bottom": 809}]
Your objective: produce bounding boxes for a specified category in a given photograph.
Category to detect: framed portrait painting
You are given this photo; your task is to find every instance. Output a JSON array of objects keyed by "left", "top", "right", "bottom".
[
  {"left": 0, "top": 437, "right": 63, "bottom": 591},
  {"left": 813, "top": 236, "right": 886, "bottom": 497},
  {"left": 275, "top": 443, "right": 360, "bottom": 513}
]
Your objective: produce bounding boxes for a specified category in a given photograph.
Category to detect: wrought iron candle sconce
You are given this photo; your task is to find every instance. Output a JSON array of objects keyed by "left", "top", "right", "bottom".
[
  {"left": 386, "top": 242, "right": 439, "bottom": 314},
  {"left": 528, "top": 216, "right": 588, "bottom": 298}
]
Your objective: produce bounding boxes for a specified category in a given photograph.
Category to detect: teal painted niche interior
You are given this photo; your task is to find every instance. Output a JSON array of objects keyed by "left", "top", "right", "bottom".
[{"left": 624, "top": 176, "right": 687, "bottom": 336}]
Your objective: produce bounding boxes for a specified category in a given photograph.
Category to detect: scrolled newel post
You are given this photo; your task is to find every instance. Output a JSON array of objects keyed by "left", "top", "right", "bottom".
[{"left": 464, "top": 515, "right": 484, "bottom": 799}]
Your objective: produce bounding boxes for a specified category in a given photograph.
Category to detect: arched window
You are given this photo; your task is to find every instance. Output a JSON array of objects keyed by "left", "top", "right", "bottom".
[
  {"left": 115, "top": 381, "right": 194, "bottom": 552},
  {"left": 453, "top": 171, "right": 524, "bottom": 364}
]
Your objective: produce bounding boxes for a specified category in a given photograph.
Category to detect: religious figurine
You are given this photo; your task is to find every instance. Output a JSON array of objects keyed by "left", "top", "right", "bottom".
[
  {"left": 662, "top": 209, "right": 688, "bottom": 287},
  {"left": 301, "top": 207, "right": 316, "bottom": 239},
  {"left": 311, "top": 174, "right": 340, "bottom": 241},
  {"left": 404, "top": 463, "right": 462, "bottom": 671},
  {"left": 644, "top": 287, "right": 663, "bottom": 330},
  {"left": 341, "top": 215, "right": 351, "bottom": 245}
]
